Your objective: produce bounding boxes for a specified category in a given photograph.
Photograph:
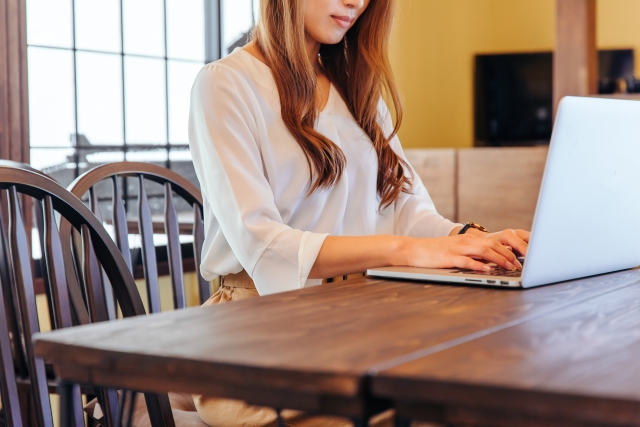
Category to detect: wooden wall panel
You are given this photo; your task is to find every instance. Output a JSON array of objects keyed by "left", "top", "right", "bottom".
[
  {"left": 553, "top": 0, "right": 597, "bottom": 114},
  {"left": 404, "top": 149, "right": 457, "bottom": 222},
  {"left": 457, "top": 147, "right": 548, "bottom": 232}
]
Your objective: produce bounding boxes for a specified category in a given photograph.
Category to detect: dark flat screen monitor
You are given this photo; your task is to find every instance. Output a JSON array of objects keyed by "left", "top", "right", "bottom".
[
  {"left": 475, "top": 52, "right": 552, "bottom": 146},
  {"left": 474, "top": 49, "right": 634, "bottom": 146}
]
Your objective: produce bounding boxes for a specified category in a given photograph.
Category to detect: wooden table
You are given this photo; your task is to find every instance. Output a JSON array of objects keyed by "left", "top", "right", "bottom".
[
  {"left": 372, "top": 268, "right": 640, "bottom": 427},
  {"left": 34, "top": 269, "right": 640, "bottom": 425}
]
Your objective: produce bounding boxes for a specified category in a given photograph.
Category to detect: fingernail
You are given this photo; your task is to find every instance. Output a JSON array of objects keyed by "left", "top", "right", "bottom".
[
  {"left": 483, "top": 265, "right": 493, "bottom": 272},
  {"left": 515, "top": 259, "right": 523, "bottom": 270},
  {"left": 506, "top": 262, "right": 516, "bottom": 271}
]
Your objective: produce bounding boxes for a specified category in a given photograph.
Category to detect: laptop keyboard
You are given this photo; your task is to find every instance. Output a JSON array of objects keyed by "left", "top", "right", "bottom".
[
  {"left": 450, "top": 267, "right": 522, "bottom": 278},
  {"left": 450, "top": 258, "right": 525, "bottom": 278}
]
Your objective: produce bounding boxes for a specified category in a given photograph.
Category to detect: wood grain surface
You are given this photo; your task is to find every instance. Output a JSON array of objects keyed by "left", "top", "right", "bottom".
[
  {"left": 373, "top": 272, "right": 640, "bottom": 426},
  {"left": 34, "top": 269, "right": 640, "bottom": 418}
]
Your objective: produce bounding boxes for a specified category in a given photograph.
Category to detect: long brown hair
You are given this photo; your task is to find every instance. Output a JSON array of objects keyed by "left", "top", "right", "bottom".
[{"left": 253, "top": 0, "right": 411, "bottom": 209}]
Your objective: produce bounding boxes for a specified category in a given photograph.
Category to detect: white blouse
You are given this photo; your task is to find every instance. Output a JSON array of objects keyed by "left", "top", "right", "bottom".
[{"left": 188, "top": 48, "right": 459, "bottom": 295}]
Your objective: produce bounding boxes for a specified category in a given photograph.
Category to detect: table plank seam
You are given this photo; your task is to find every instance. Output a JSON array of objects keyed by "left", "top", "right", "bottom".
[{"left": 366, "top": 277, "right": 640, "bottom": 375}]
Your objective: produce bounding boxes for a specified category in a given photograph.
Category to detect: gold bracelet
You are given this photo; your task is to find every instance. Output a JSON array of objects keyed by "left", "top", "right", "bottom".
[{"left": 458, "top": 222, "right": 489, "bottom": 234}]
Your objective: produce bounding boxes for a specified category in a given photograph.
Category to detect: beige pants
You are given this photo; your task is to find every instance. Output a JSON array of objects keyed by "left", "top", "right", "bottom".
[{"left": 194, "top": 271, "right": 391, "bottom": 427}]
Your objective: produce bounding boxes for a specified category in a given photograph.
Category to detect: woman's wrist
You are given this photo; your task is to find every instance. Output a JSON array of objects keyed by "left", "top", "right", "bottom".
[
  {"left": 465, "top": 228, "right": 488, "bottom": 237},
  {"left": 391, "top": 236, "right": 415, "bottom": 267},
  {"left": 449, "top": 226, "right": 487, "bottom": 237}
]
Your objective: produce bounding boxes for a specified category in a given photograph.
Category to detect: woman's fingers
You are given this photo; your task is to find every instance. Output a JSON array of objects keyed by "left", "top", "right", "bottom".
[
  {"left": 454, "top": 256, "right": 493, "bottom": 272},
  {"left": 458, "top": 237, "right": 519, "bottom": 271},
  {"left": 476, "top": 244, "right": 518, "bottom": 270},
  {"left": 489, "top": 229, "right": 529, "bottom": 257},
  {"left": 515, "top": 229, "right": 531, "bottom": 242},
  {"left": 486, "top": 239, "right": 522, "bottom": 269}
]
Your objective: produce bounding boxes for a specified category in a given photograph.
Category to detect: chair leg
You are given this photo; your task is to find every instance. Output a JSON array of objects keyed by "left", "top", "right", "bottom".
[
  {"left": 18, "top": 386, "right": 35, "bottom": 427},
  {"left": 116, "top": 390, "right": 138, "bottom": 427},
  {"left": 58, "top": 381, "right": 82, "bottom": 427},
  {"left": 352, "top": 417, "right": 367, "bottom": 427}
]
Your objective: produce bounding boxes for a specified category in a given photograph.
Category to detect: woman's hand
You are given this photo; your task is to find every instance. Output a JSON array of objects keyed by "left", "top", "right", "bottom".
[
  {"left": 309, "top": 229, "right": 531, "bottom": 279},
  {"left": 404, "top": 228, "right": 530, "bottom": 272}
]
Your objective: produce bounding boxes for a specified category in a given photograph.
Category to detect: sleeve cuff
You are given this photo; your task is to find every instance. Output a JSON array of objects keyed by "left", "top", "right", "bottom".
[
  {"left": 298, "top": 231, "right": 330, "bottom": 287},
  {"left": 409, "top": 214, "right": 462, "bottom": 238}
]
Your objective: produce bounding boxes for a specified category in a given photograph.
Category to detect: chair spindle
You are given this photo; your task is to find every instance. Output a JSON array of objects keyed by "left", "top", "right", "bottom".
[
  {"left": 137, "top": 175, "right": 161, "bottom": 313},
  {"left": 90, "top": 187, "right": 117, "bottom": 320},
  {"left": 0, "top": 203, "right": 28, "bottom": 377},
  {"left": 33, "top": 200, "right": 57, "bottom": 332},
  {"left": 7, "top": 187, "right": 53, "bottom": 427},
  {"left": 0, "top": 267, "right": 23, "bottom": 427},
  {"left": 192, "top": 204, "right": 209, "bottom": 304},
  {"left": 81, "top": 224, "right": 109, "bottom": 323},
  {"left": 112, "top": 176, "right": 132, "bottom": 272},
  {"left": 164, "top": 183, "right": 185, "bottom": 310},
  {"left": 42, "top": 196, "right": 73, "bottom": 330}
]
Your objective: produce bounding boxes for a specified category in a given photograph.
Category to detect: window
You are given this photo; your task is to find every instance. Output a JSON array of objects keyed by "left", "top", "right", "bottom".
[
  {"left": 27, "top": 0, "right": 258, "bottom": 191},
  {"left": 222, "top": 0, "right": 259, "bottom": 56},
  {"left": 27, "top": 0, "right": 217, "bottom": 189}
]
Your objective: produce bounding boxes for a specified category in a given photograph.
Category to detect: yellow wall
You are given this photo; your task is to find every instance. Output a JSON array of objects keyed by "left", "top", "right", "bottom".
[
  {"left": 391, "top": 0, "right": 640, "bottom": 149},
  {"left": 598, "top": 0, "right": 640, "bottom": 72}
]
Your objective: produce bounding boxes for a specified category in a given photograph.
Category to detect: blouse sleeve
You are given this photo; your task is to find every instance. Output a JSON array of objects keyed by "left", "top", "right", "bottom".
[
  {"left": 188, "top": 64, "right": 328, "bottom": 295},
  {"left": 378, "top": 100, "right": 462, "bottom": 238}
]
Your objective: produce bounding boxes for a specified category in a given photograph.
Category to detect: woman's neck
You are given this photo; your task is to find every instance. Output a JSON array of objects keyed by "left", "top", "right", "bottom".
[
  {"left": 244, "top": 39, "right": 325, "bottom": 77},
  {"left": 305, "top": 34, "right": 323, "bottom": 75}
]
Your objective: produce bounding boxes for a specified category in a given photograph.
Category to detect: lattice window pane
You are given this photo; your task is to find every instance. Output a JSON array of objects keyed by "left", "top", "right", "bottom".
[
  {"left": 27, "top": 47, "right": 76, "bottom": 148},
  {"left": 123, "top": 0, "right": 165, "bottom": 57},
  {"left": 26, "top": 0, "right": 73, "bottom": 48},
  {"left": 125, "top": 56, "right": 167, "bottom": 144},
  {"left": 168, "top": 60, "right": 202, "bottom": 144},
  {"left": 76, "top": 51, "right": 124, "bottom": 145},
  {"left": 75, "top": 0, "right": 121, "bottom": 53},
  {"left": 166, "top": 0, "right": 205, "bottom": 61},
  {"left": 222, "top": 0, "right": 258, "bottom": 55}
]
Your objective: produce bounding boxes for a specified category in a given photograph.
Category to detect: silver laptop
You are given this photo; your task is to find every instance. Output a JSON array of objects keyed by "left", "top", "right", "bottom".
[{"left": 368, "top": 96, "right": 640, "bottom": 288}]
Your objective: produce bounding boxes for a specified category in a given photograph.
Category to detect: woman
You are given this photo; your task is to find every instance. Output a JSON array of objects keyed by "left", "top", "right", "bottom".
[{"left": 188, "top": 0, "right": 529, "bottom": 425}]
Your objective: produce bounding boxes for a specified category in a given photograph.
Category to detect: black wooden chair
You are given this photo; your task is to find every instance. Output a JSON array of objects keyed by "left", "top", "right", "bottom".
[
  {"left": 0, "top": 164, "right": 177, "bottom": 427},
  {"left": 0, "top": 160, "right": 61, "bottom": 426},
  {"left": 60, "top": 161, "right": 209, "bottom": 319}
]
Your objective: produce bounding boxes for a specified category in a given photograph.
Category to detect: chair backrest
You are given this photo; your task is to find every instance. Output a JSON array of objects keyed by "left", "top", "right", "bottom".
[
  {"left": 61, "top": 162, "right": 208, "bottom": 317},
  {"left": 0, "top": 160, "right": 63, "bottom": 359},
  {"left": 0, "top": 164, "right": 175, "bottom": 427}
]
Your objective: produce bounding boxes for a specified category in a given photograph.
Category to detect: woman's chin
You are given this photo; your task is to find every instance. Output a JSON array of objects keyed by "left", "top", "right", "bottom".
[
  {"left": 310, "top": 29, "right": 348, "bottom": 46},
  {"left": 319, "top": 35, "right": 347, "bottom": 45}
]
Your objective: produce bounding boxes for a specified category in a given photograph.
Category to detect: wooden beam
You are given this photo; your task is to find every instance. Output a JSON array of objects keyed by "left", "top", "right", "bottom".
[
  {"left": 553, "top": 0, "right": 598, "bottom": 115},
  {"left": 0, "top": 0, "right": 30, "bottom": 249},
  {"left": 0, "top": 0, "right": 29, "bottom": 163}
]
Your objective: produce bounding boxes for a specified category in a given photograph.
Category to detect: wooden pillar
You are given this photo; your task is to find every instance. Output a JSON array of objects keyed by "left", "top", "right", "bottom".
[
  {"left": 553, "top": 0, "right": 598, "bottom": 115},
  {"left": 0, "top": 0, "right": 29, "bottom": 165},
  {"left": 0, "top": 0, "right": 30, "bottom": 243}
]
